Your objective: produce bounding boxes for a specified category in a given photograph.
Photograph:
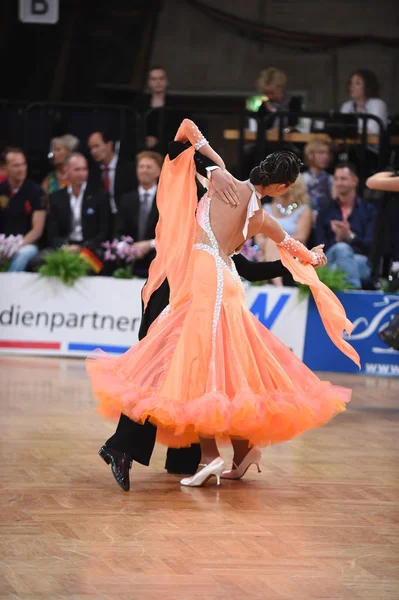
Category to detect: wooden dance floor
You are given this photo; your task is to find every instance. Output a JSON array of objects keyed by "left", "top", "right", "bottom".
[{"left": 1, "top": 356, "right": 398, "bottom": 599}]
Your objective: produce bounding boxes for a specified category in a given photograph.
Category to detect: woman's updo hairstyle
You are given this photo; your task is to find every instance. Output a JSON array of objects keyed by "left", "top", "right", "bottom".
[{"left": 250, "top": 151, "right": 302, "bottom": 188}]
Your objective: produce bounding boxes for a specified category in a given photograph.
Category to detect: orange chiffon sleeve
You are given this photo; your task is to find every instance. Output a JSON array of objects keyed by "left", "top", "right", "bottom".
[
  {"left": 142, "top": 145, "right": 197, "bottom": 310},
  {"left": 278, "top": 245, "right": 360, "bottom": 368}
]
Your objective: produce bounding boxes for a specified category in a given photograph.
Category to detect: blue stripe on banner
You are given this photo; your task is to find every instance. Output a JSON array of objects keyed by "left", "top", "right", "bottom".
[{"left": 68, "top": 343, "right": 129, "bottom": 354}]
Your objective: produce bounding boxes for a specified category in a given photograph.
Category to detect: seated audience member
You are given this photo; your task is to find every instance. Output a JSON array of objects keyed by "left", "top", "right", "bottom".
[
  {"left": 115, "top": 151, "right": 163, "bottom": 277},
  {"left": 340, "top": 69, "right": 388, "bottom": 135},
  {"left": 88, "top": 131, "right": 136, "bottom": 234},
  {"left": 137, "top": 67, "right": 185, "bottom": 156},
  {"left": 302, "top": 137, "right": 333, "bottom": 216},
  {"left": 243, "top": 67, "right": 302, "bottom": 176},
  {"left": 0, "top": 147, "right": 46, "bottom": 271},
  {"left": 316, "top": 163, "right": 377, "bottom": 289},
  {"left": 41, "top": 134, "right": 79, "bottom": 195},
  {"left": 46, "top": 153, "right": 108, "bottom": 256},
  {"left": 255, "top": 174, "right": 312, "bottom": 286},
  {"left": 256, "top": 67, "right": 301, "bottom": 131}
]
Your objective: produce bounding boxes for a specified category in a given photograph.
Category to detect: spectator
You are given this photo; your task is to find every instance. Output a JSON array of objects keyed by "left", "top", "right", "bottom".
[
  {"left": 302, "top": 137, "right": 333, "bottom": 216},
  {"left": 41, "top": 134, "right": 79, "bottom": 195},
  {"left": 316, "top": 163, "right": 377, "bottom": 289},
  {"left": 243, "top": 67, "right": 302, "bottom": 177},
  {"left": 46, "top": 153, "right": 108, "bottom": 256},
  {"left": 138, "top": 67, "right": 184, "bottom": 155},
  {"left": 340, "top": 69, "right": 388, "bottom": 135},
  {"left": 255, "top": 174, "right": 312, "bottom": 286},
  {"left": 256, "top": 67, "right": 302, "bottom": 131},
  {"left": 115, "top": 151, "right": 163, "bottom": 277},
  {"left": 0, "top": 147, "right": 46, "bottom": 271},
  {"left": 87, "top": 131, "right": 135, "bottom": 234}
]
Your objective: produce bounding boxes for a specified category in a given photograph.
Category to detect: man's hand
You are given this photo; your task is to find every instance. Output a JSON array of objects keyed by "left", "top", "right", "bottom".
[
  {"left": 331, "top": 220, "right": 351, "bottom": 243},
  {"left": 133, "top": 240, "right": 153, "bottom": 259},
  {"left": 209, "top": 169, "right": 240, "bottom": 207},
  {"left": 64, "top": 244, "right": 81, "bottom": 253},
  {"left": 310, "top": 244, "right": 327, "bottom": 268}
]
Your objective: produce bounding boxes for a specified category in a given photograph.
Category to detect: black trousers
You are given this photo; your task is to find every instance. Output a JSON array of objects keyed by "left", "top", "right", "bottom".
[{"left": 104, "top": 278, "right": 201, "bottom": 474}]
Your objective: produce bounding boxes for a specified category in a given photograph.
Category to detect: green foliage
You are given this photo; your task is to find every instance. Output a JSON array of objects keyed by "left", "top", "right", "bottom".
[
  {"left": 112, "top": 265, "right": 135, "bottom": 279},
  {"left": 38, "top": 249, "right": 88, "bottom": 286},
  {"left": 297, "top": 266, "right": 353, "bottom": 301},
  {"left": 0, "top": 259, "right": 11, "bottom": 272}
]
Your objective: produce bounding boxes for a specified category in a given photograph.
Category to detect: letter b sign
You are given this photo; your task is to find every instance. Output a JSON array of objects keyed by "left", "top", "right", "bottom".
[{"left": 19, "top": 0, "right": 59, "bottom": 24}]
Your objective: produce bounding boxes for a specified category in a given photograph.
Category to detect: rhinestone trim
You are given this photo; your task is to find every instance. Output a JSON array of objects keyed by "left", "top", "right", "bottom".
[{"left": 277, "top": 232, "right": 320, "bottom": 266}]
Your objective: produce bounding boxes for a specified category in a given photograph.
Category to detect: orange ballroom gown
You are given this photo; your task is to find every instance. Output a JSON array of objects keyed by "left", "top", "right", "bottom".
[{"left": 86, "top": 140, "right": 360, "bottom": 449}]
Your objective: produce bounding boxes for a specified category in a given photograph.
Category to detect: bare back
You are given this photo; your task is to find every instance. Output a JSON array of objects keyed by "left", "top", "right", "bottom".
[{"left": 209, "top": 178, "right": 264, "bottom": 256}]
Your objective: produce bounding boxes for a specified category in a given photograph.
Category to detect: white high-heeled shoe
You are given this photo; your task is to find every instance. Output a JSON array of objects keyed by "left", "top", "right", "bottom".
[
  {"left": 180, "top": 457, "right": 225, "bottom": 487},
  {"left": 221, "top": 447, "right": 262, "bottom": 480}
]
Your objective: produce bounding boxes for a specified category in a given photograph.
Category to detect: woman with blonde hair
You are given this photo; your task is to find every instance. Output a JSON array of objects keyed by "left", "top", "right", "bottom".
[
  {"left": 256, "top": 67, "right": 301, "bottom": 130},
  {"left": 302, "top": 137, "right": 333, "bottom": 214},
  {"left": 255, "top": 174, "right": 313, "bottom": 285},
  {"left": 42, "top": 134, "right": 79, "bottom": 195}
]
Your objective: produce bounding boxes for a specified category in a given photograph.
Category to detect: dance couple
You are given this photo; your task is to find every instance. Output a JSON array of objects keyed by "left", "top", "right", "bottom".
[{"left": 87, "top": 119, "right": 360, "bottom": 490}]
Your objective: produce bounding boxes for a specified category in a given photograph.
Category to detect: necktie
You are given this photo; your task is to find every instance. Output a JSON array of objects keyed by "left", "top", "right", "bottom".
[
  {"left": 138, "top": 192, "right": 151, "bottom": 241},
  {"left": 103, "top": 166, "right": 110, "bottom": 192}
]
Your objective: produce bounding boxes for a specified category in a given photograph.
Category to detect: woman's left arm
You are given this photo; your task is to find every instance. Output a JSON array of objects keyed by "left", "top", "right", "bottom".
[{"left": 175, "top": 119, "right": 225, "bottom": 169}]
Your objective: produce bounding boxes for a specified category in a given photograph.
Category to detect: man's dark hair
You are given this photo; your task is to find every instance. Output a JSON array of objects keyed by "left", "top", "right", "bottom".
[
  {"left": 348, "top": 69, "right": 380, "bottom": 99},
  {"left": 89, "top": 131, "right": 115, "bottom": 150},
  {"left": 1, "top": 146, "right": 26, "bottom": 162},
  {"left": 250, "top": 151, "right": 302, "bottom": 187},
  {"left": 334, "top": 162, "right": 358, "bottom": 177},
  {"left": 148, "top": 66, "right": 166, "bottom": 75}
]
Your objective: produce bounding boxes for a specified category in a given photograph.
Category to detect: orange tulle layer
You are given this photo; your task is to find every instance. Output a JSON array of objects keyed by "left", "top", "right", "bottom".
[{"left": 87, "top": 250, "right": 351, "bottom": 448}]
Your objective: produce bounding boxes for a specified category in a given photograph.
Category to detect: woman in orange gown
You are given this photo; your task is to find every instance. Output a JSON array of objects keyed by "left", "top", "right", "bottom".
[{"left": 87, "top": 119, "right": 359, "bottom": 487}]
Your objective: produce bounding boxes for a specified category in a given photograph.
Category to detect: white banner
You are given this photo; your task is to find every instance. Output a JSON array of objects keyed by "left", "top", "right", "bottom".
[
  {"left": 0, "top": 274, "right": 307, "bottom": 359},
  {"left": 19, "top": 0, "right": 59, "bottom": 24}
]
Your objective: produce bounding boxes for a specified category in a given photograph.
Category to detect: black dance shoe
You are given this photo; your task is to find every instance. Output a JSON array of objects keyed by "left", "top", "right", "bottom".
[{"left": 99, "top": 445, "right": 133, "bottom": 492}]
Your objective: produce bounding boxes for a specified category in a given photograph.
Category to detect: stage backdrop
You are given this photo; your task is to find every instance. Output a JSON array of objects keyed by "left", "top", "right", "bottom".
[{"left": 0, "top": 274, "right": 398, "bottom": 377}]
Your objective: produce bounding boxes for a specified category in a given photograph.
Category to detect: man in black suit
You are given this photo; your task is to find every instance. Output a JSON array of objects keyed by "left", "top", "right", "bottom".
[
  {"left": 115, "top": 151, "right": 163, "bottom": 278},
  {"left": 99, "top": 142, "right": 292, "bottom": 492},
  {"left": 88, "top": 131, "right": 136, "bottom": 236},
  {"left": 46, "top": 153, "right": 108, "bottom": 254}
]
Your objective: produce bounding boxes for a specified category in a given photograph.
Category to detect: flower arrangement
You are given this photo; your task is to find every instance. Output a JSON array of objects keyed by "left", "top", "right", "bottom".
[
  {"left": 38, "top": 249, "right": 89, "bottom": 286},
  {"left": 240, "top": 240, "right": 266, "bottom": 286},
  {"left": 0, "top": 234, "right": 24, "bottom": 271},
  {"left": 102, "top": 236, "right": 140, "bottom": 279},
  {"left": 241, "top": 240, "right": 261, "bottom": 262}
]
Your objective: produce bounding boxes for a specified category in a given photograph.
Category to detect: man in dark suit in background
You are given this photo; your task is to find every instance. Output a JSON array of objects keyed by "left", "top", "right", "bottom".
[
  {"left": 46, "top": 153, "right": 109, "bottom": 255},
  {"left": 115, "top": 151, "right": 162, "bottom": 278},
  {"left": 88, "top": 131, "right": 136, "bottom": 236}
]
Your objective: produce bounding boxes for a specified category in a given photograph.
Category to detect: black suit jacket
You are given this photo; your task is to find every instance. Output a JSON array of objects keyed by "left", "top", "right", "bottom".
[
  {"left": 115, "top": 188, "right": 159, "bottom": 274},
  {"left": 46, "top": 184, "right": 109, "bottom": 250},
  {"left": 89, "top": 158, "right": 136, "bottom": 211}
]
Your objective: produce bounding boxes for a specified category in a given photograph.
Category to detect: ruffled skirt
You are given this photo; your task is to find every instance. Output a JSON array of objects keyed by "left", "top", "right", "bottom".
[{"left": 87, "top": 249, "right": 350, "bottom": 447}]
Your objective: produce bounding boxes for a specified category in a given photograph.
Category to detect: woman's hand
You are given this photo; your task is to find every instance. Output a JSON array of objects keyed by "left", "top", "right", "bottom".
[{"left": 310, "top": 244, "right": 327, "bottom": 268}]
